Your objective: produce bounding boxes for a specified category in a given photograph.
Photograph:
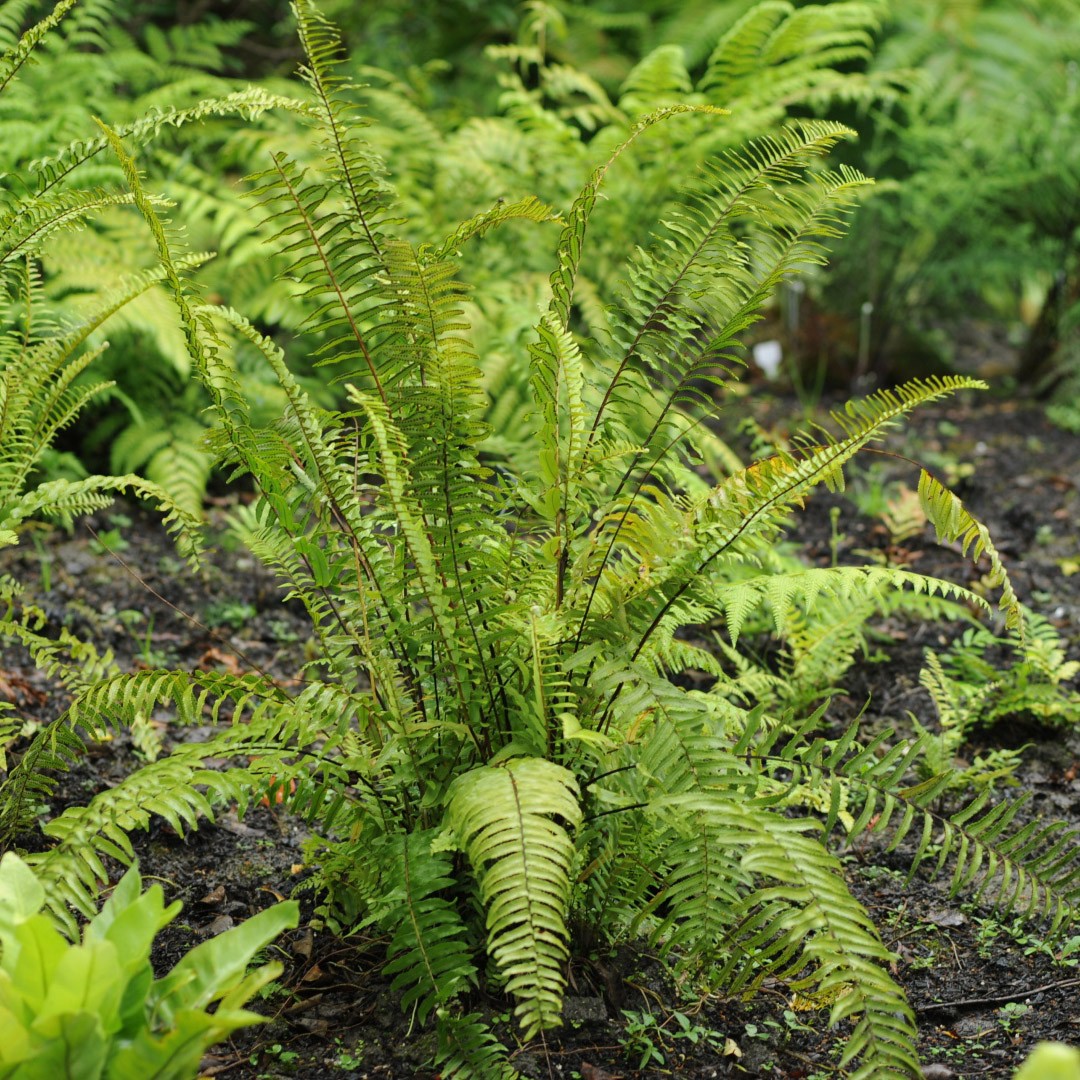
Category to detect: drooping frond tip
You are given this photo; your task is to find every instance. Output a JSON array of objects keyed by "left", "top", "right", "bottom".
[{"left": 919, "top": 470, "right": 1022, "bottom": 633}]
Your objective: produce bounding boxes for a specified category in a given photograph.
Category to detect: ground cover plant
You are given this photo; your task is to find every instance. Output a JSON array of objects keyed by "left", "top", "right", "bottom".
[
  {"left": 0, "top": 852, "right": 298, "bottom": 1077},
  {"left": 2, "top": 2, "right": 1080, "bottom": 1079}
]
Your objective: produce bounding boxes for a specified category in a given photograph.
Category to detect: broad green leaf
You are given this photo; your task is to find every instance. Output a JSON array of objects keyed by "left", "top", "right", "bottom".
[
  {"left": 0, "top": 855, "right": 45, "bottom": 927},
  {"left": 148, "top": 901, "right": 298, "bottom": 1024},
  {"left": 33, "top": 941, "right": 123, "bottom": 1039},
  {"left": 6, "top": 916, "right": 66, "bottom": 1009}
]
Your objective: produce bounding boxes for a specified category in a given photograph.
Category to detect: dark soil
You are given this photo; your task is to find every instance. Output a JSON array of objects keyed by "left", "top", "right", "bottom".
[{"left": 2, "top": 393, "right": 1079, "bottom": 1079}]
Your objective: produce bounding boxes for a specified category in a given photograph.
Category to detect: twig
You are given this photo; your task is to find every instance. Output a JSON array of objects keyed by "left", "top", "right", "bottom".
[
  {"left": 84, "top": 519, "right": 279, "bottom": 683},
  {"left": 917, "top": 975, "right": 1080, "bottom": 1016}
]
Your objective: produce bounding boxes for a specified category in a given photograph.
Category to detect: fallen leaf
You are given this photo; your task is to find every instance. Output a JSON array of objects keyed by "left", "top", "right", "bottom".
[
  {"left": 293, "top": 1017, "right": 329, "bottom": 1035},
  {"left": 922, "top": 1064, "right": 955, "bottom": 1079},
  {"left": 216, "top": 811, "right": 266, "bottom": 838},
  {"left": 580, "top": 1064, "right": 620, "bottom": 1080},
  {"left": 197, "top": 646, "right": 243, "bottom": 674},
  {"left": 927, "top": 910, "right": 967, "bottom": 928},
  {"left": 197, "top": 885, "right": 226, "bottom": 906},
  {"left": 0, "top": 671, "right": 46, "bottom": 706},
  {"left": 291, "top": 929, "right": 314, "bottom": 959}
]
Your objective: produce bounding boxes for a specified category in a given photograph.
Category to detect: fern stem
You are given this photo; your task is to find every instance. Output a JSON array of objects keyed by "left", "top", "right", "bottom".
[{"left": 269, "top": 155, "right": 388, "bottom": 408}]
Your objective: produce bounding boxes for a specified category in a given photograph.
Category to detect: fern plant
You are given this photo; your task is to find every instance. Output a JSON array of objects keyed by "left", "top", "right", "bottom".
[
  {"left": 822, "top": 0, "right": 1080, "bottom": 382},
  {"left": 0, "top": 2, "right": 217, "bottom": 562},
  {"left": 932, "top": 608, "right": 1080, "bottom": 729},
  {"left": 0, "top": 0, "right": 302, "bottom": 842},
  {"left": 350, "top": 0, "right": 908, "bottom": 457},
  {"left": 0, "top": 0, "right": 311, "bottom": 568},
  {"left": 0, "top": 0, "right": 308, "bottom": 512},
  {"left": 908, "top": 650, "right": 1026, "bottom": 793},
  {"left": 5, "top": 5, "right": 1080, "bottom": 1080}
]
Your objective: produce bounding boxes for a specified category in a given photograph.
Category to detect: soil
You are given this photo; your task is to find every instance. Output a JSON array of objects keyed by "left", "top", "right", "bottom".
[{"left": 2, "top": 392, "right": 1079, "bottom": 1080}]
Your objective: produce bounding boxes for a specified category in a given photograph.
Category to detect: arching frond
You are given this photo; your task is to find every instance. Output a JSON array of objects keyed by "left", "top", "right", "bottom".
[
  {"left": 380, "top": 832, "right": 477, "bottom": 1023},
  {"left": 752, "top": 717, "right": 1080, "bottom": 933},
  {"left": 919, "top": 470, "right": 1022, "bottom": 631},
  {"left": 446, "top": 759, "right": 582, "bottom": 1038}
]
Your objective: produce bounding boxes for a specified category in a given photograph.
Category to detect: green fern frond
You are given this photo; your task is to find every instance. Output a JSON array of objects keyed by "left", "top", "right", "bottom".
[
  {"left": 618, "top": 45, "right": 694, "bottom": 115},
  {"left": 1, "top": 473, "right": 201, "bottom": 558},
  {"left": 25, "top": 756, "right": 246, "bottom": 935},
  {"left": 0, "top": 664, "right": 266, "bottom": 843},
  {"left": 528, "top": 103, "right": 728, "bottom": 535},
  {"left": 0, "top": 255, "right": 211, "bottom": 515},
  {"left": 136, "top": 422, "right": 215, "bottom": 521},
  {"left": 446, "top": 758, "right": 582, "bottom": 1038},
  {"left": 0, "top": 709, "right": 87, "bottom": 841},
  {"left": 292, "top": 0, "right": 394, "bottom": 258},
  {"left": 433, "top": 195, "right": 561, "bottom": 260},
  {"left": 0, "top": 0, "right": 79, "bottom": 95},
  {"left": 0, "top": 700, "right": 19, "bottom": 773},
  {"left": 714, "top": 564, "right": 987, "bottom": 646},
  {"left": 696, "top": 798, "right": 919, "bottom": 1080},
  {"left": 757, "top": 719, "right": 1080, "bottom": 933},
  {"left": 607, "top": 377, "right": 984, "bottom": 668},
  {"left": 537, "top": 101, "right": 728, "bottom": 349},
  {"left": 10, "top": 667, "right": 350, "bottom": 934},
  {"left": 28, "top": 86, "right": 300, "bottom": 195},
  {"left": 918, "top": 470, "right": 1022, "bottom": 632},
  {"left": 596, "top": 123, "right": 868, "bottom": 439},
  {"left": 94, "top": 121, "right": 246, "bottom": 422},
  {"left": 435, "top": 1010, "right": 519, "bottom": 1080},
  {"left": 610, "top": 720, "right": 920, "bottom": 1080},
  {"left": 776, "top": 586, "right": 970, "bottom": 712},
  {"left": 0, "top": 190, "right": 158, "bottom": 271},
  {"left": 345, "top": 384, "right": 476, "bottom": 708},
  {"left": 700, "top": 1, "right": 884, "bottom": 113},
  {"left": 934, "top": 610, "right": 1080, "bottom": 727},
  {"left": 380, "top": 831, "right": 477, "bottom": 1023}
]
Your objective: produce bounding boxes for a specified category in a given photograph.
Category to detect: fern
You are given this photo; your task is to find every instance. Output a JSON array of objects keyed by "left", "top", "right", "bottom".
[
  {"left": 435, "top": 1011, "right": 520, "bottom": 1080},
  {"left": 0, "top": 0, "right": 302, "bottom": 509},
  {"left": 823, "top": 0, "right": 1080, "bottom": 381},
  {"left": 908, "top": 650, "right": 1024, "bottom": 793},
  {"left": 918, "top": 470, "right": 1022, "bottom": 631},
  {"left": 446, "top": 759, "right": 583, "bottom": 1039},
  {"left": 380, "top": 832, "right": 477, "bottom": 1024},
  {"left": 0, "top": 0, "right": 79, "bottom": 95},
  {"left": 4, "top": 7, "right": 1076, "bottom": 1080},
  {"left": 933, "top": 608, "right": 1080, "bottom": 727},
  {"left": 749, "top": 714, "right": 1080, "bottom": 933}
]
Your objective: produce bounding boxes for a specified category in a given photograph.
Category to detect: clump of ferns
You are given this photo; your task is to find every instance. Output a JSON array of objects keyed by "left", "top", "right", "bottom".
[
  {"left": 0, "top": 0, "right": 311, "bottom": 553},
  {"left": 0, "top": 0, "right": 306, "bottom": 836},
  {"left": 0, "top": 0, "right": 305, "bottom": 517},
  {"left": 4, "top": 6, "right": 1080, "bottom": 1080}
]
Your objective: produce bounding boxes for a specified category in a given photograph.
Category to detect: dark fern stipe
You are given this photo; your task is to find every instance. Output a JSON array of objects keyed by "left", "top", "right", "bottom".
[{"left": 0, "top": 3, "right": 1077, "bottom": 1079}]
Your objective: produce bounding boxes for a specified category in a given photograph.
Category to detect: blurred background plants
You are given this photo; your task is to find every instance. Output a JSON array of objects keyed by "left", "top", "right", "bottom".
[
  {"left": 821, "top": 0, "right": 1080, "bottom": 394},
  {"left": 0, "top": 0, "right": 315, "bottom": 515},
  {"left": 8, "top": 0, "right": 1080, "bottom": 508}
]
